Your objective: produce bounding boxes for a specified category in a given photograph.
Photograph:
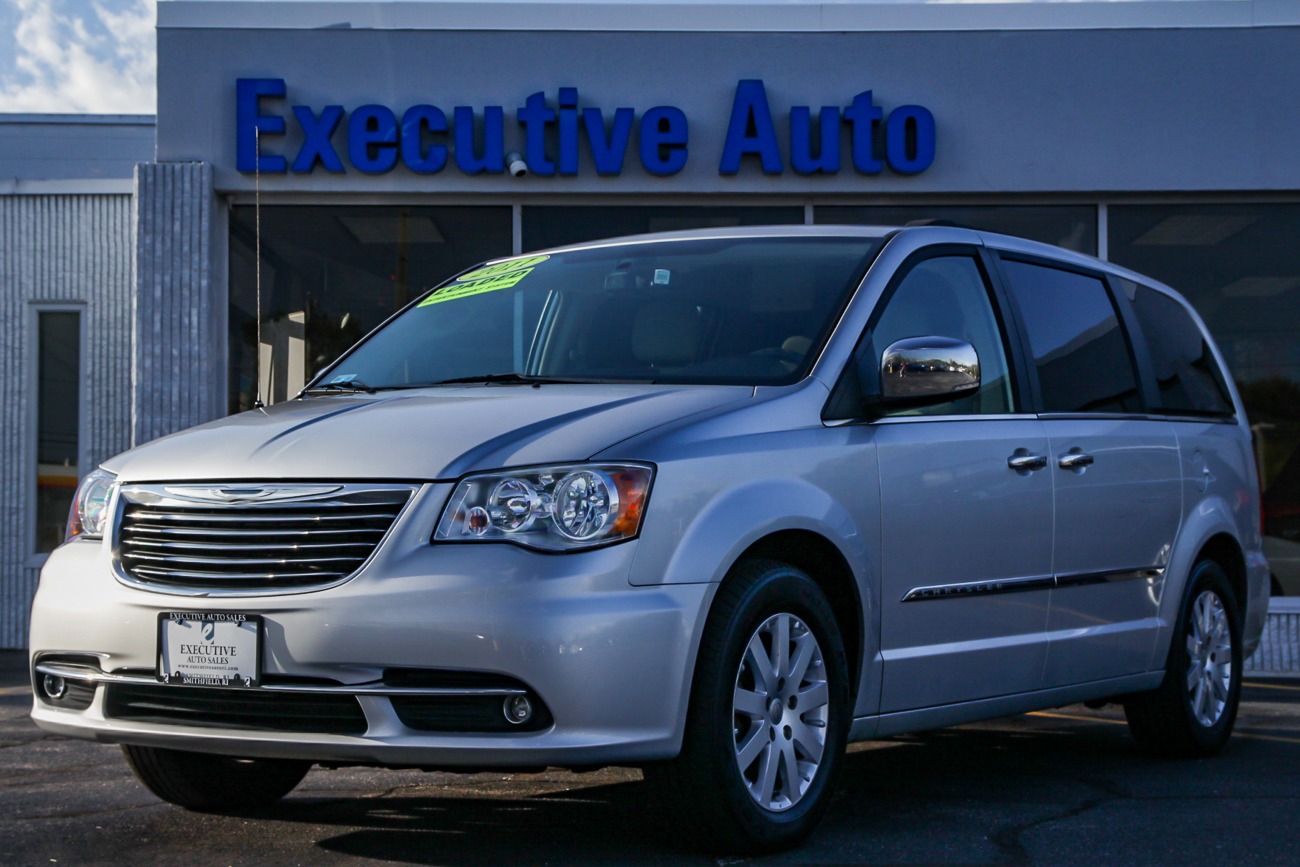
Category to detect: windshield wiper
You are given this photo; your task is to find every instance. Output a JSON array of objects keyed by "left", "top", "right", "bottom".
[{"left": 301, "top": 379, "right": 377, "bottom": 395}]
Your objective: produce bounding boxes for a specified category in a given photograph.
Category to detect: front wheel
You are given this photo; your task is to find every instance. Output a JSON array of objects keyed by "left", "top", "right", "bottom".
[
  {"left": 646, "top": 559, "right": 850, "bottom": 853},
  {"left": 121, "top": 745, "right": 311, "bottom": 811},
  {"left": 1123, "top": 559, "right": 1243, "bottom": 758}
]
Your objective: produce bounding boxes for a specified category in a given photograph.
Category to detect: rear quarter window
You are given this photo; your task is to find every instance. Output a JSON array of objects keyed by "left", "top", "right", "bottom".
[{"left": 1123, "top": 280, "right": 1235, "bottom": 418}]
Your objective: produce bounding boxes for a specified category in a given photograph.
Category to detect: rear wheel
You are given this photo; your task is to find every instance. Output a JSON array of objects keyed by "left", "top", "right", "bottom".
[
  {"left": 1123, "top": 559, "right": 1242, "bottom": 758},
  {"left": 646, "top": 559, "right": 850, "bottom": 853},
  {"left": 121, "top": 745, "right": 310, "bottom": 811}
]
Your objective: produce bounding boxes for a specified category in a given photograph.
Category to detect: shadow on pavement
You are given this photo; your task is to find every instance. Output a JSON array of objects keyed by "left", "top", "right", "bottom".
[
  {"left": 235, "top": 721, "right": 1147, "bottom": 865},
  {"left": 275, "top": 779, "right": 684, "bottom": 864},
  {"left": 239, "top": 702, "right": 1299, "bottom": 866}
]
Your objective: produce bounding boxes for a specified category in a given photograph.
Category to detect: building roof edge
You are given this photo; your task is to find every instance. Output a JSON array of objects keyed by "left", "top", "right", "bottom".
[
  {"left": 0, "top": 114, "right": 156, "bottom": 126},
  {"left": 157, "top": 0, "right": 1300, "bottom": 34}
]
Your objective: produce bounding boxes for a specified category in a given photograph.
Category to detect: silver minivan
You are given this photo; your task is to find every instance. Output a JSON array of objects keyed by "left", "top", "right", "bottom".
[{"left": 30, "top": 226, "right": 1269, "bottom": 852}]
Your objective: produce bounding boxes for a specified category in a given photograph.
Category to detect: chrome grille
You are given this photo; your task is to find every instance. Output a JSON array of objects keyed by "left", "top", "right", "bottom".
[{"left": 116, "top": 483, "right": 415, "bottom": 592}]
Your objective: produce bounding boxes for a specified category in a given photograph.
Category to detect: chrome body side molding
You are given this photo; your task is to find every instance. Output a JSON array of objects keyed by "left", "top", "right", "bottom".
[
  {"left": 902, "top": 566, "right": 1164, "bottom": 602},
  {"left": 900, "top": 574, "right": 1055, "bottom": 602},
  {"left": 1055, "top": 567, "right": 1164, "bottom": 589}
]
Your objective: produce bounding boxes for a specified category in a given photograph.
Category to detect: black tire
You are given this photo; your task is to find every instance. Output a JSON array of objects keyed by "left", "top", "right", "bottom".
[
  {"left": 645, "top": 558, "right": 851, "bottom": 853},
  {"left": 1123, "top": 559, "right": 1243, "bottom": 758},
  {"left": 121, "top": 745, "right": 310, "bottom": 811}
]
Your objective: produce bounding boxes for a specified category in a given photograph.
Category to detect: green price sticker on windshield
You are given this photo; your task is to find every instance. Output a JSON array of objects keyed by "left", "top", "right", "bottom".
[
  {"left": 417, "top": 254, "right": 550, "bottom": 307},
  {"left": 418, "top": 268, "right": 535, "bottom": 307},
  {"left": 455, "top": 255, "right": 549, "bottom": 283}
]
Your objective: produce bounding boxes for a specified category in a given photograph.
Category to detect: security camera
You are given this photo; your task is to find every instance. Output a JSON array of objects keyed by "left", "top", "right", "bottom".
[{"left": 506, "top": 152, "right": 528, "bottom": 178}]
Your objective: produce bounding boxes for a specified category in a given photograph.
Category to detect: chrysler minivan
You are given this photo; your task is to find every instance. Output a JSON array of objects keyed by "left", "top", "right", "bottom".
[{"left": 30, "top": 226, "right": 1269, "bottom": 851}]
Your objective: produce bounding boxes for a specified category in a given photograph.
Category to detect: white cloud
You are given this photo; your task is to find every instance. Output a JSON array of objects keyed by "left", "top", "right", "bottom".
[{"left": 0, "top": 0, "right": 156, "bottom": 114}]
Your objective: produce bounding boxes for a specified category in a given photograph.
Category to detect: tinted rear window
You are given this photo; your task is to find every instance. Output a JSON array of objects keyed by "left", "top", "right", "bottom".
[
  {"left": 1000, "top": 258, "right": 1142, "bottom": 414},
  {"left": 1124, "top": 280, "right": 1235, "bottom": 418}
]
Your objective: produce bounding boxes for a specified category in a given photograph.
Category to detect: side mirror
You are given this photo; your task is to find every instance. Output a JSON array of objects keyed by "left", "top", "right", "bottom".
[{"left": 879, "top": 336, "right": 980, "bottom": 406}]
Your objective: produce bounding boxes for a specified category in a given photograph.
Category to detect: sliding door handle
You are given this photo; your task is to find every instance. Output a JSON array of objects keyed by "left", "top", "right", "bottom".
[
  {"left": 1007, "top": 452, "right": 1048, "bottom": 472},
  {"left": 1058, "top": 452, "right": 1095, "bottom": 470}
]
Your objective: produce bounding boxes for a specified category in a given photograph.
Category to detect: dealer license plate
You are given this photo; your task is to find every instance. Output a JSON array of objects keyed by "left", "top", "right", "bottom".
[{"left": 157, "top": 612, "right": 262, "bottom": 687}]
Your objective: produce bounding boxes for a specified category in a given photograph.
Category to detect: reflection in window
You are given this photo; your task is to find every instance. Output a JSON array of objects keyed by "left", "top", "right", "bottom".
[
  {"left": 816, "top": 205, "right": 1097, "bottom": 255},
  {"left": 521, "top": 205, "right": 803, "bottom": 251},
  {"left": 1109, "top": 204, "right": 1300, "bottom": 594},
  {"left": 1119, "top": 279, "right": 1234, "bottom": 418},
  {"left": 1000, "top": 259, "right": 1139, "bottom": 414},
  {"left": 330, "top": 237, "right": 880, "bottom": 387},
  {"left": 228, "top": 206, "right": 512, "bottom": 412},
  {"left": 36, "top": 311, "right": 80, "bottom": 553}
]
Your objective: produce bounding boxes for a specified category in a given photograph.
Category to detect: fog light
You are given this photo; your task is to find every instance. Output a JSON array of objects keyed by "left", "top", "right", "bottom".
[
  {"left": 43, "top": 674, "right": 67, "bottom": 700},
  {"left": 503, "top": 694, "right": 533, "bottom": 725}
]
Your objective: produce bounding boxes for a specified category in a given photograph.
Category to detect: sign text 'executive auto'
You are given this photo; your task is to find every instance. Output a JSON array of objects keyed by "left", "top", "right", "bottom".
[{"left": 236, "top": 79, "right": 936, "bottom": 178}]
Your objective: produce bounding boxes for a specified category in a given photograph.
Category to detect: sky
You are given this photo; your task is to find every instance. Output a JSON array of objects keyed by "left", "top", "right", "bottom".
[
  {"left": 0, "top": 0, "right": 156, "bottom": 114},
  {"left": 0, "top": 0, "right": 1212, "bottom": 116}
]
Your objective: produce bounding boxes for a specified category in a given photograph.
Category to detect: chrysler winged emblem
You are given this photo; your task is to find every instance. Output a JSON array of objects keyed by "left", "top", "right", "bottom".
[{"left": 160, "top": 484, "right": 342, "bottom": 504}]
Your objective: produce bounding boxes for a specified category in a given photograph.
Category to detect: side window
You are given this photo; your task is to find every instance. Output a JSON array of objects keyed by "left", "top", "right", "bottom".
[
  {"left": 867, "top": 255, "right": 1014, "bottom": 416},
  {"left": 1122, "top": 280, "right": 1235, "bottom": 418},
  {"left": 1000, "top": 258, "right": 1141, "bottom": 414}
]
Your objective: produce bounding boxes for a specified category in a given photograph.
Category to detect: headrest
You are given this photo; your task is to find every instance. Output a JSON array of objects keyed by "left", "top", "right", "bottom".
[{"left": 782, "top": 335, "right": 813, "bottom": 357}]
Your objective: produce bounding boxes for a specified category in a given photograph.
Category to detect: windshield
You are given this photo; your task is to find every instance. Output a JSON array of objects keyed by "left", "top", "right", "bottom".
[{"left": 316, "top": 235, "right": 882, "bottom": 389}]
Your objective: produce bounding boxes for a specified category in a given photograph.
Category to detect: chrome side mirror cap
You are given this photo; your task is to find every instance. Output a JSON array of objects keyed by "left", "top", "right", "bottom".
[{"left": 880, "top": 336, "right": 980, "bottom": 405}]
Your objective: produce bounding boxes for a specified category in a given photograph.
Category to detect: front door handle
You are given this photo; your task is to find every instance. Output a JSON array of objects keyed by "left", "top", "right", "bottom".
[
  {"left": 1007, "top": 452, "right": 1048, "bottom": 472},
  {"left": 1058, "top": 451, "right": 1095, "bottom": 470}
]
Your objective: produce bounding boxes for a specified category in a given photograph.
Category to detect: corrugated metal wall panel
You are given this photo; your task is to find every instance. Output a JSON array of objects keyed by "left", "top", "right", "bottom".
[
  {"left": 0, "top": 194, "right": 134, "bottom": 649},
  {"left": 132, "top": 162, "right": 219, "bottom": 446}
]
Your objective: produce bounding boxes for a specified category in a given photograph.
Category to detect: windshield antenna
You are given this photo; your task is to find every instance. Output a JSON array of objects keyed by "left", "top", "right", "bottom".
[{"left": 253, "top": 126, "right": 265, "bottom": 410}]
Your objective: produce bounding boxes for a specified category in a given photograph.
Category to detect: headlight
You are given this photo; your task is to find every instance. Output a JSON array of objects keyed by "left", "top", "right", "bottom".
[
  {"left": 65, "top": 468, "right": 116, "bottom": 540},
  {"left": 434, "top": 463, "right": 653, "bottom": 552}
]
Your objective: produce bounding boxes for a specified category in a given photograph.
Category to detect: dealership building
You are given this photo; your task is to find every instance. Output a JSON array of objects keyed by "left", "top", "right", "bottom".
[{"left": 3, "top": 0, "right": 1300, "bottom": 648}]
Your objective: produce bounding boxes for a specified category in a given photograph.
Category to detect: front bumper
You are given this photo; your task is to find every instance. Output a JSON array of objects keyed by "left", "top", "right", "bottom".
[{"left": 29, "top": 486, "right": 713, "bottom": 768}]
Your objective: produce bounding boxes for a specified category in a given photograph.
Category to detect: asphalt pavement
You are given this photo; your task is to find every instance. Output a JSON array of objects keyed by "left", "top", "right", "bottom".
[{"left": 3, "top": 650, "right": 1298, "bottom": 866}]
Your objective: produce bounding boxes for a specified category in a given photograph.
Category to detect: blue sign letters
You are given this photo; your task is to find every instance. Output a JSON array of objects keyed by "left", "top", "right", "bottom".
[
  {"left": 400, "top": 105, "right": 448, "bottom": 173},
  {"left": 235, "top": 78, "right": 287, "bottom": 173},
  {"left": 235, "top": 78, "right": 935, "bottom": 178}
]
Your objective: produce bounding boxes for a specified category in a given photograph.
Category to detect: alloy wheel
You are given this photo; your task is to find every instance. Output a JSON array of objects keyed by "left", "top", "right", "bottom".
[
  {"left": 1185, "top": 590, "right": 1233, "bottom": 727},
  {"left": 731, "top": 612, "right": 829, "bottom": 812}
]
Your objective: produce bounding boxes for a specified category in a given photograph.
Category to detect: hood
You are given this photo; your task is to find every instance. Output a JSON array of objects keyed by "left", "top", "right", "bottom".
[{"left": 104, "top": 384, "right": 752, "bottom": 482}]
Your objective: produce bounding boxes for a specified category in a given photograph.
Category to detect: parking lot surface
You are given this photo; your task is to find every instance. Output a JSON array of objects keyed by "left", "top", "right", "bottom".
[{"left": 2, "top": 651, "right": 1297, "bottom": 866}]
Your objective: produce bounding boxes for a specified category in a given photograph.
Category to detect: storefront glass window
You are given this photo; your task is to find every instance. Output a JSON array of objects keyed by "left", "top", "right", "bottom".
[
  {"left": 229, "top": 206, "right": 512, "bottom": 412},
  {"left": 816, "top": 205, "right": 1097, "bottom": 255},
  {"left": 1108, "top": 203, "right": 1300, "bottom": 594},
  {"left": 521, "top": 205, "right": 804, "bottom": 251},
  {"left": 36, "top": 310, "right": 80, "bottom": 554}
]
